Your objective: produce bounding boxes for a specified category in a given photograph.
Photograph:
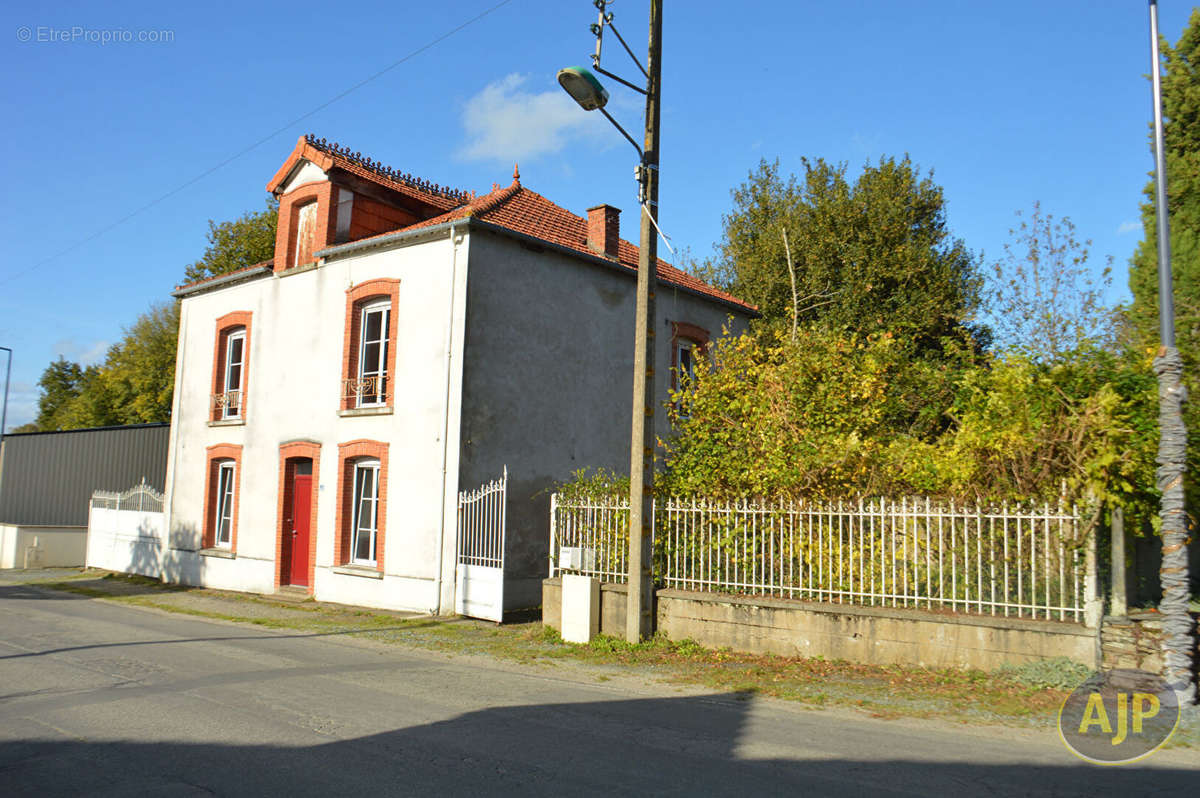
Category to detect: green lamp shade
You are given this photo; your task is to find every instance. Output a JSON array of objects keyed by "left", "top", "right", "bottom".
[{"left": 557, "top": 66, "right": 609, "bottom": 111}]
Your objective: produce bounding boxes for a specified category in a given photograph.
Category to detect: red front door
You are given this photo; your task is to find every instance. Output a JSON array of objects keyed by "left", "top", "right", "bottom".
[{"left": 289, "top": 473, "right": 312, "bottom": 586}]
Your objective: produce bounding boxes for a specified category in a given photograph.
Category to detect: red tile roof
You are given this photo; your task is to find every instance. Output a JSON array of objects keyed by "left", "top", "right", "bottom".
[{"left": 400, "top": 174, "right": 755, "bottom": 312}]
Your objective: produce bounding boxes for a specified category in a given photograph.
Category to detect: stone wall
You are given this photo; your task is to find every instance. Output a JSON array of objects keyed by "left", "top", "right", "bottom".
[
  {"left": 1100, "top": 611, "right": 1199, "bottom": 677},
  {"left": 544, "top": 578, "right": 1097, "bottom": 670}
]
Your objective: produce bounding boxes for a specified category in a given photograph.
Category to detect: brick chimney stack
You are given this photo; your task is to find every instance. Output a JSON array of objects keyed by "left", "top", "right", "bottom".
[{"left": 586, "top": 204, "right": 621, "bottom": 258}]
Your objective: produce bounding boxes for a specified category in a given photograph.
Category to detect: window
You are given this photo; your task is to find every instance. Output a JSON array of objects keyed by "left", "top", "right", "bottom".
[
  {"left": 335, "top": 440, "right": 388, "bottom": 570},
  {"left": 351, "top": 459, "right": 381, "bottom": 564},
  {"left": 676, "top": 340, "right": 696, "bottom": 388},
  {"left": 221, "top": 329, "right": 245, "bottom": 418},
  {"left": 356, "top": 301, "right": 390, "bottom": 407},
  {"left": 341, "top": 280, "right": 399, "bottom": 412},
  {"left": 294, "top": 201, "right": 318, "bottom": 267},
  {"left": 214, "top": 461, "right": 236, "bottom": 547},
  {"left": 211, "top": 312, "right": 252, "bottom": 422},
  {"left": 203, "top": 443, "right": 242, "bottom": 552}
]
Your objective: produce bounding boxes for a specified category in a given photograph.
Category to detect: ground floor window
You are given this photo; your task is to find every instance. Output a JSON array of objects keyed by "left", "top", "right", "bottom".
[
  {"left": 351, "top": 459, "right": 380, "bottom": 564},
  {"left": 215, "top": 460, "right": 236, "bottom": 547}
]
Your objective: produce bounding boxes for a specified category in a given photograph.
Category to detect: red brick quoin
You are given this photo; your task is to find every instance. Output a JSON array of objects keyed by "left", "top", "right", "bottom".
[
  {"left": 334, "top": 439, "right": 389, "bottom": 572},
  {"left": 340, "top": 279, "right": 400, "bottom": 411},
  {"left": 202, "top": 443, "right": 243, "bottom": 551},
  {"left": 274, "top": 440, "right": 322, "bottom": 591}
]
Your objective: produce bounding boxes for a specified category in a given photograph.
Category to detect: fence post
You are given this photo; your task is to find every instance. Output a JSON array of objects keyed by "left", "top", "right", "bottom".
[
  {"left": 1110, "top": 505, "right": 1127, "bottom": 618},
  {"left": 1084, "top": 512, "right": 1103, "bottom": 628},
  {"left": 549, "top": 493, "right": 557, "bottom": 578}
]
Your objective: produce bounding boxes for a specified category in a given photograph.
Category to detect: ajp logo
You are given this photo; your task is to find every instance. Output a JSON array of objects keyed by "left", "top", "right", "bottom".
[{"left": 1058, "top": 669, "right": 1180, "bottom": 764}]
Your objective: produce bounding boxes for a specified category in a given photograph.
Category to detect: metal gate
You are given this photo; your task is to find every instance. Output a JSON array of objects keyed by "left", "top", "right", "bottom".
[{"left": 455, "top": 467, "right": 506, "bottom": 622}]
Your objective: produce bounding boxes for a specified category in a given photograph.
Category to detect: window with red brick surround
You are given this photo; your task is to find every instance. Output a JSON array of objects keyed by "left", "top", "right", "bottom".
[
  {"left": 670, "top": 321, "right": 710, "bottom": 390},
  {"left": 202, "top": 443, "right": 243, "bottom": 551},
  {"left": 334, "top": 440, "right": 389, "bottom": 570},
  {"left": 275, "top": 441, "right": 321, "bottom": 591},
  {"left": 340, "top": 279, "right": 400, "bottom": 411},
  {"left": 273, "top": 182, "right": 336, "bottom": 273},
  {"left": 210, "top": 311, "right": 253, "bottom": 421}
]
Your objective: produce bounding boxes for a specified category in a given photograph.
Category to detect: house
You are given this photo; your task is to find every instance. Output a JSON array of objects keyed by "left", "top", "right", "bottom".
[
  {"left": 0, "top": 423, "right": 168, "bottom": 568},
  {"left": 163, "top": 134, "right": 754, "bottom": 615}
]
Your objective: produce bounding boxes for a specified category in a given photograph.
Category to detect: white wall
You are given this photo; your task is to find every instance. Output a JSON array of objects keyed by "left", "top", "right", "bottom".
[
  {"left": 165, "top": 226, "right": 467, "bottom": 613},
  {"left": 0, "top": 525, "right": 87, "bottom": 568},
  {"left": 85, "top": 506, "right": 164, "bottom": 577}
]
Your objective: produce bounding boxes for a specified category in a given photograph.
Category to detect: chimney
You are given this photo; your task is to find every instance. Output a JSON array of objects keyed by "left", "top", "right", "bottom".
[{"left": 586, "top": 204, "right": 621, "bottom": 258}]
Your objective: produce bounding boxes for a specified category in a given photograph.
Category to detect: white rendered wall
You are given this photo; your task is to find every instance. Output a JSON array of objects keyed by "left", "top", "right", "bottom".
[{"left": 165, "top": 228, "right": 467, "bottom": 613}]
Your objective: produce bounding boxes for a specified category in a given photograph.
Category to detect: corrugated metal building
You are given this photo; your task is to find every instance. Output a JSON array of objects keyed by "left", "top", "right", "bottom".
[{"left": 0, "top": 423, "right": 169, "bottom": 526}]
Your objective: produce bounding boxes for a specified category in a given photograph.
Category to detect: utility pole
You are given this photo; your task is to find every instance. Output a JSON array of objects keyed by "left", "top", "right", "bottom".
[
  {"left": 1148, "top": 0, "right": 1194, "bottom": 706},
  {"left": 627, "top": 0, "right": 662, "bottom": 643}
]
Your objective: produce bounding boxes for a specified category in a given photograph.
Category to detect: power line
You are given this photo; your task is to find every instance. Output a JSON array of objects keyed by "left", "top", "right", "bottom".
[{"left": 1, "top": 0, "right": 514, "bottom": 287}]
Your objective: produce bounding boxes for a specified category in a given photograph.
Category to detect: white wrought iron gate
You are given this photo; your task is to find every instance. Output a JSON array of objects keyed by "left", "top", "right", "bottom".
[{"left": 455, "top": 467, "right": 506, "bottom": 622}]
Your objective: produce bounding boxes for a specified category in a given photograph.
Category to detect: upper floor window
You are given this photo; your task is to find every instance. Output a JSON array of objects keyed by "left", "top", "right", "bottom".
[
  {"left": 211, "top": 312, "right": 252, "bottom": 422},
  {"left": 356, "top": 301, "right": 390, "bottom": 407},
  {"left": 676, "top": 339, "right": 696, "bottom": 388},
  {"left": 340, "top": 280, "right": 399, "bottom": 412},
  {"left": 221, "top": 329, "right": 245, "bottom": 419}
]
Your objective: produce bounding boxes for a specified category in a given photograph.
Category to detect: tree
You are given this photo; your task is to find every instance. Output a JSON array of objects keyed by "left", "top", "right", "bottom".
[
  {"left": 34, "top": 357, "right": 88, "bottom": 430},
  {"left": 988, "top": 202, "right": 1116, "bottom": 361},
  {"left": 713, "top": 157, "right": 985, "bottom": 352},
  {"left": 183, "top": 198, "right": 279, "bottom": 284},
  {"left": 101, "top": 301, "right": 180, "bottom": 424}
]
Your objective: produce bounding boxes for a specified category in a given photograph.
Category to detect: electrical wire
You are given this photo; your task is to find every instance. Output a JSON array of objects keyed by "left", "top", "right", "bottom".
[{"left": 0, "top": 0, "right": 515, "bottom": 287}]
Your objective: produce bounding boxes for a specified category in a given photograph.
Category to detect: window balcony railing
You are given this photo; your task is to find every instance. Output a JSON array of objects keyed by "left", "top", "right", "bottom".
[
  {"left": 212, "top": 390, "right": 243, "bottom": 419},
  {"left": 342, "top": 375, "right": 388, "bottom": 407}
]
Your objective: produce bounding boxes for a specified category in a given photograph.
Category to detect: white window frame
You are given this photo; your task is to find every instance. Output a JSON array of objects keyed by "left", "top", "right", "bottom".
[
  {"left": 215, "top": 460, "right": 236, "bottom": 548},
  {"left": 222, "top": 329, "right": 245, "bottom": 419},
  {"left": 350, "top": 459, "right": 381, "bottom": 565},
  {"left": 356, "top": 300, "right": 390, "bottom": 408},
  {"left": 676, "top": 339, "right": 696, "bottom": 388}
]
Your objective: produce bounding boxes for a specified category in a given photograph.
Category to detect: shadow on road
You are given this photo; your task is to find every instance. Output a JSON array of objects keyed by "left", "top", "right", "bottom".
[{"left": 1, "top": 691, "right": 1195, "bottom": 796}]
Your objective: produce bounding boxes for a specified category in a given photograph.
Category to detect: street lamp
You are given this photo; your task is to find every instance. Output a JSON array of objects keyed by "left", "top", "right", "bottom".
[
  {"left": 558, "top": 0, "right": 663, "bottom": 643},
  {"left": 0, "top": 346, "right": 11, "bottom": 439}
]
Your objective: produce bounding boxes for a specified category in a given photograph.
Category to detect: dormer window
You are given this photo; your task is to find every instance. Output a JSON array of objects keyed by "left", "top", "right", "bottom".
[{"left": 294, "top": 201, "right": 318, "bottom": 267}]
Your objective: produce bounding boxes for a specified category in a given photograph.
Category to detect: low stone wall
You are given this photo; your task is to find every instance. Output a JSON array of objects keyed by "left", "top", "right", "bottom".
[
  {"left": 1101, "top": 611, "right": 1200, "bottom": 676},
  {"left": 543, "top": 578, "right": 1097, "bottom": 670}
]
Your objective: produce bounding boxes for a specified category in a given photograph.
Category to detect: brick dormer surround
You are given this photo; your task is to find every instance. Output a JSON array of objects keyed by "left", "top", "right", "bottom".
[
  {"left": 274, "top": 181, "right": 338, "bottom": 273},
  {"left": 586, "top": 204, "right": 621, "bottom": 258}
]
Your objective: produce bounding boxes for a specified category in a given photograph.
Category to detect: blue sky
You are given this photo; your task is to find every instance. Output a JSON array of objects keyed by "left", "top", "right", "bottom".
[{"left": 0, "top": 0, "right": 1191, "bottom": 429}]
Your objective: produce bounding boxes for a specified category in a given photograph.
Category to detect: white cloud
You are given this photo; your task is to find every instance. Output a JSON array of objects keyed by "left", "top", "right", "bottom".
[
  {"left": 1117, "top": 219, "right": 1141, "bottom": 235},
  {"left": 53, "top": 338, "right": 109, "bottom": 366},
  {"left": 458, "top": 73, "right": 612, "bottom": 163}
]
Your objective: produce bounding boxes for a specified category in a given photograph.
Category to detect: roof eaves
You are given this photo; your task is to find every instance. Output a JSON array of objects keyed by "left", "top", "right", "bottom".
[
  {"left": 315, "top": 219, "right": 463, "bottom": 260},
  {"left": 466, "top": 218, "right": 758, "bottom": 317},
  {"left": 172, "top": 264, "right": 274, "bottom": 298}
]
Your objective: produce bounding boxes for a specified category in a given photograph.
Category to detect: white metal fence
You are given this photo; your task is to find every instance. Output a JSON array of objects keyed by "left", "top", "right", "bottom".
[
  {"left": 457, "top": 467, "right": 507, "bottom": 569},
  {"left": 550, "top": 495, "right": 1097, "bottom": 623},
  {"left": 456, "top": 467, "right": 508, "bottom": 623},
  {"left": 90, "top": 480, "right": 164, "bottom": 513}
]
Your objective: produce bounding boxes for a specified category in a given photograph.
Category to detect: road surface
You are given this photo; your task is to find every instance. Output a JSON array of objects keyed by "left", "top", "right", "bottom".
[{"left": 1, "top": 580, "right": 1195, "bottom": 796}]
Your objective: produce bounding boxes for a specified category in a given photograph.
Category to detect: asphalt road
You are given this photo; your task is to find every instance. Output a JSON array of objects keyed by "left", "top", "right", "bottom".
[{"left": 1, "top": 580, "right": 1196, "bottom": 796}]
